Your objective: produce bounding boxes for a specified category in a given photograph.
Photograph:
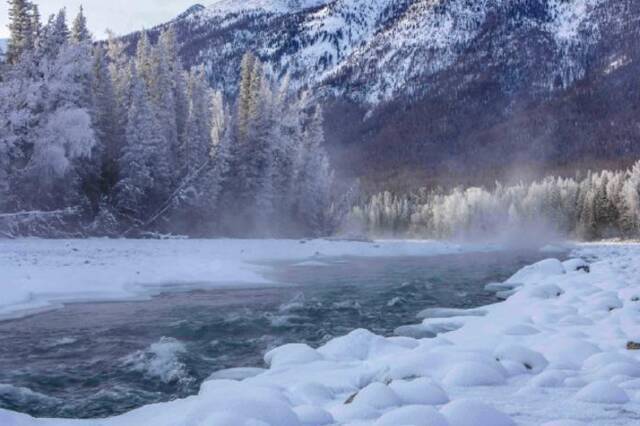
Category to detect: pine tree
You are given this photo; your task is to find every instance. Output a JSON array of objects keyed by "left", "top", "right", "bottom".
[
  {"left": 296, "top": 106, "right": 333, "bottom": 235},
  {"left": 247, "top": 63, "right": 276, "bottom": 234},
  {"left": 135, "top": 32, "right": 154, "bottom": 86},
  {"left": 158, "top": 26, "right": 189, "bottom": 159},
  {"left": 91, "top": 44, "right": 120, "bottom": 192},
  {"left": 237, "top": 52, "right": 256, "bottom": 142},
  {"left": 6, "top": 0, "right": 35, "bottom": 64},
  {"left": 270, "top": 78, "right": 301, "bottom": 230},
  {"left": 106, "top": 31, "right": 132, "bottom": 153},
  {"left": 114, "top": 67, "right": 155, "bottom": 222},
  {"left": 53, "top": 9, "right": 69, "bottom": 44},
  {"left": 200, "top": 90, "right": 230, "bottom": 218},
  {"left": 183, "top": 66, "right": 212, "bottom": 176},
  {"left": 30, "top": 3, "right": 41, "bottom": 45},
  {"left": 71, "top": 6, "right": 91, "bottom": 43},
  {"left": 37, "top": 10, "right": 69, "bottom": 60},
  {"left": 148, "top": 37, "right": 179, "bottom": 185},
  {"left": 210, "top": 91, "right": 226, "bottom": 152}
]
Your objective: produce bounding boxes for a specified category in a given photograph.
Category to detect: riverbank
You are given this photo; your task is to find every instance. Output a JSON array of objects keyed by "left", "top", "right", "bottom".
[
  {"left": 2, "top": 241, "right": 639, "bottom": 425},
  {"left": 0, "top": 238, "right": 497, "bottom": 320}
]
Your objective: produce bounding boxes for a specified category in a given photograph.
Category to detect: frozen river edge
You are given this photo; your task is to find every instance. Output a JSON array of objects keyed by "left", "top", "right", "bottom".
[
  {"left": 1, "top": 240, "right": 640, "bottom": 425},
  {"left": 0, "top": 239, "right": 495, "bottom": 321}
]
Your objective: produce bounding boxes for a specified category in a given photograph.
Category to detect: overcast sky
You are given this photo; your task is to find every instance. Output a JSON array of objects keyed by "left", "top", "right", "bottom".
[{"left": 0, "top": 0, "right": 201, "bottom": 39}]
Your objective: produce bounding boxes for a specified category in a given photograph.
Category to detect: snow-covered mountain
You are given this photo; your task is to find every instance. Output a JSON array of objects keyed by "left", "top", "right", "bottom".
[
  {"left": 138, "top": 0, "right": 640, "bottom": 184},
  {"left": 168, "top": 0, "right": 607, "bottom": 99}
]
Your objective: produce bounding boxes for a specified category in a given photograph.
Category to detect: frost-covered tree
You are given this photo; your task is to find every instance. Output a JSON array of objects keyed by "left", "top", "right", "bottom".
[
  {"left": 0, "top": 5, "right": 95, "bottom": 216},
  {"left": 91, "top": 44, "right": 120, "bottom": 192},
  {"left": 70, "top": 5, "right": 91, "bottom": 43},
  {"left": 30, "top": 3, "right": 40, "bottom": 42},
  {"left": 135, "top": 32, "right": 153, "bottom": 87},
  {"left": 351, "top": 161, "right": 640, "bottom": 241},
  {"left": 6, "top": 0, "right": 35, "bottom": 64},
  {"left": 237, "top": 52, "right": 256, "bottom": 143},
  {"left": 114, "top": 67, "right": 155, "bottom": 222},
  {"left": 148, "top": 36, "right": 179, "bottom": 185},
  {"left": 183, "top": 66, "right": 212, "bottom": 176},
  {"left": 106, "top": 31, "right": 132, "bottom": 151},
  {"left": 158, "top": 27, "right": 189, "bottom": 163},
  {"left": 1, "top": 9, "right": 340, "bottom": 237},
  {"left": 295, "top": 106, "right": 333, "bottom": 235}
]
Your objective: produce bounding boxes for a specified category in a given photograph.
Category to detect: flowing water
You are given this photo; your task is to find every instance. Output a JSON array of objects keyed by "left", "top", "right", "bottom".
[{"left": 0, "top": 249, "right": 561, "bottom": 419}]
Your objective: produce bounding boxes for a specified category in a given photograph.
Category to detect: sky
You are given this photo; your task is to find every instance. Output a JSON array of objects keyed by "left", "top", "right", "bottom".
[{"left": 0, "top": 0, "right": 201, "bottom": 40}]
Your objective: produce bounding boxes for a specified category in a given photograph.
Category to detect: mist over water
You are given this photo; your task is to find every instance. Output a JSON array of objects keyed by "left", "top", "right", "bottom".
[{"left": 0, "top": 249, "right": 559, "bottom": 418}]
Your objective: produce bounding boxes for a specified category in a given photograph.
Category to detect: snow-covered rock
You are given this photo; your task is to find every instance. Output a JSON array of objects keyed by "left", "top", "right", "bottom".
[
  {"left": 442, "top": 361, "right": 506, "bottom": 387},
  {"left": 494, "top": 344, "right": 549, "bottom": 374},
  {"left": 265, "top": 344, "right": 323, "bottom": 368},
  {"left": 374, "top": 405, "right": 449, "bottom": 426},
  {"left": 352, "top": 382, "right": 401, "bottom": 410},
  {"left": 389, "top": 378, "right": 449, "bottom": 406},
  {"left": 440, "top": 399, "right": 515, "bottom": 426},
  {"left": 574, "top": 380, "right": 630, "bottom": 404}
]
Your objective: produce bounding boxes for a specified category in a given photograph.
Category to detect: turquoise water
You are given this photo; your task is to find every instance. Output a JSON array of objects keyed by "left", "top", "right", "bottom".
[{"left": 0, "top": 250, "right": 558, "bottom": 418}]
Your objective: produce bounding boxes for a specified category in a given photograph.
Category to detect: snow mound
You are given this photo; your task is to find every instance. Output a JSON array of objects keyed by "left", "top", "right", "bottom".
[
  {"left": 389, "top": 377, "right": 450, "bottom": 405},
  {"left": 539, "top": 337, "right": 600, "bottom": 370},
  {"left": 265, "top": 343, "right": 323, "bottom": 368},
  {"left": 374, "top": 405, "right": 449, "bottom": 426},
  {"left": 442, "top": 361, "right": 506, "bottom": 387},
  {"left": 494, "top": 344, "right": 548, "bottom": 374},
  {"left": 352, "top": 382, "right": 401, "bottom": 409},
  {"left": 574, "top": 380, "right": 630, "bottom": 404},
  {"left": 528, "top": 370, "right": 569, "bottom": 388},
  {"left": 197, "top": 380, "right": 300, "bottom": 425},
  {"left": 318, "top": 328, "right": 404, "bottom": 361},
  {"left": 293, "top": 405, "right": 334, "bottom": 425},
  {"left": 441, "top": 399, "right": 515, "bottom": 426},
  {"left": 506, "top": 258, "right": 565, "bottom": 284}
]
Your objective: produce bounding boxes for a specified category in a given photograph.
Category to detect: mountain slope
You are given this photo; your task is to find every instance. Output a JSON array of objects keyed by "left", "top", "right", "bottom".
[{"left": 139, "top": 0, "right": 640, "bottom": 187}]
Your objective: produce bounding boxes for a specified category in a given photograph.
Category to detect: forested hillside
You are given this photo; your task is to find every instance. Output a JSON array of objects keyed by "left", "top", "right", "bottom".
[{"left": 0, "top": 1, "right": 352, "bottom": 238}]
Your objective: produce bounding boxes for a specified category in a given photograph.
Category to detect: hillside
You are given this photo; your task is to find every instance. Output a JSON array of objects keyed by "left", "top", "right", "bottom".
[{"left": 128, "top": 0, "right": 640, "bottom": 188}]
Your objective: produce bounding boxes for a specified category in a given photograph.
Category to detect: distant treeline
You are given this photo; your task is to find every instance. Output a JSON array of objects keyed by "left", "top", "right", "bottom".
[{"left": 350, "top": 162, "right": 640, "bottom": 241}]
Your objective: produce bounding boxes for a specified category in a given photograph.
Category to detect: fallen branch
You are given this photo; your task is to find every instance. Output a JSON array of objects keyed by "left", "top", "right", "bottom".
[
  {"left": 0, "top": 207, "right": 80, "bottom": 219},
  {"left": 124, "top": 160, "right": 211, "bottom": 236}
]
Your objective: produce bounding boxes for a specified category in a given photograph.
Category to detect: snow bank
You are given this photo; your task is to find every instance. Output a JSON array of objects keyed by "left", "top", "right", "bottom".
[
  {"left": 0, "top": 238, "right": 484, "bottom": 320},
  {"left": 2, "top": 242, "right": 640, "bottom": 425}
]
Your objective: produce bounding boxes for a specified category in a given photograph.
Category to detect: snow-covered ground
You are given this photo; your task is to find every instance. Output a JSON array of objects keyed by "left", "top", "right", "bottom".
[
  {"left": 2, "top": 240, "right": 640, "bottom": 425},
  {"left": 0, "top": 238, "right": 493, "bottom": 320}
]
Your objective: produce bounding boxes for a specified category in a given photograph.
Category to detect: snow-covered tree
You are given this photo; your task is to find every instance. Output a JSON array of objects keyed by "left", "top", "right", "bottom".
[
  {"left": 158, "top": 27, "right": 189, "bottom": 163},
  {"left": 183, "top": 66, "right": 212, "bottom": 176},
  {"left": 70, "top": 5, "right": 91, "bottom": 43},
  {"left": 114, "top": 67, "right": 156, "bottom": 222},
  {"left": 295, "top": 106, "right": 333, "bottom": 235},
  {"left": 90, "top": 44, "right": 120, "bottom": 192},
  {"left": 6, "top": 0, "right": 35, "bottom": 64}
]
